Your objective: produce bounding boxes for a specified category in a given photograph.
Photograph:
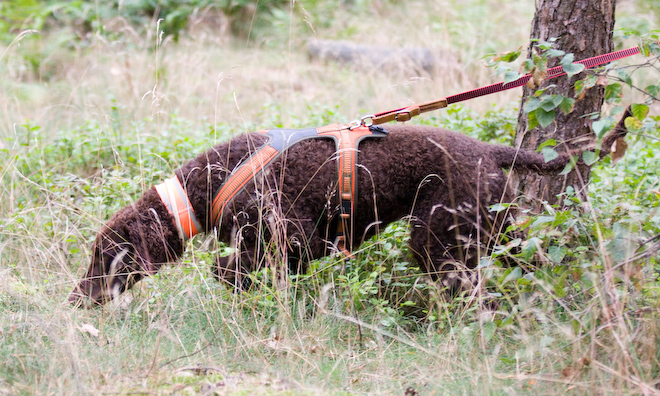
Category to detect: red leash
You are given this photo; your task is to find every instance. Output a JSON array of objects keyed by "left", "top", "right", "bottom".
[{"left": 356, "top": 45, "right": 645, "bottom": 127}]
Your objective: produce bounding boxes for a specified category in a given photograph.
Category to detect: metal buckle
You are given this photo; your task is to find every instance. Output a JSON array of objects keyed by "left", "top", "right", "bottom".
[
  {"left": 347, "top": 119, "right": 361, "bottom": 129},
  {"left": 394, "top": 109, "right": 413, "bottom": 122}
]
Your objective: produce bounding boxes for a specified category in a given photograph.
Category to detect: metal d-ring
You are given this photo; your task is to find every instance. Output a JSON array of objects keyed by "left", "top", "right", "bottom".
[{"left": 359, "top": 115, "right": 374, "bottom": 127}]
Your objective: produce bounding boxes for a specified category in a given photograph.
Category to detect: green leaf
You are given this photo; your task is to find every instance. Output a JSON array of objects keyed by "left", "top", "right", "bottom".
[
  {"left": 559, "top": 97, "right": 575, "bottom": 114},
  {"left": 548, "top": 246, "right": 566, "bottom": 263},
  {"left": 537, "top": 138, "right": 557, "bottom": 150},
  {"left": 477, "top": 257, "right": 493, "bottom": 269},
  {"left": 489, "top": 203, "right": 509, "bottom": 212},
  {"left": 523, "top": 97, "right": 541, "bottom": 113},
  {"left": 550, "top": 211, "right": 571, "bottom": 227},
  {"left": 605, "top": 83, "right": 622, "bottom": 102},
  {"left": 624, "top": 116, "right": 643, "bottom": 131},
  {"left": 536, "top": 38, "right": 557, "bottom": 50},
  {"left": 553, "top": 270, "right": 569, "bottom": 298},
  {"left": 605, "top": 222, "right": 636, "bottom": 262},
  {"left": 582, "top": 150, "right": 598, "bottom": 165},
  {"left": 631, "top": 103, "right": 649, "bottom": 120},
  {"left": 563, "top": 63, "right": 586, "bottom": 78},
  {"left": 541, "top": 147, "right": 558, "bottom": 162},
  {"left": 647, "top": 41, "right": 660, "bottom": 56},
  {"left": 610, "top": 105, "right": 625, "bottom": 117},
  {"left": 645, "top": 84, "right": 660, "bottom": 99},
  {"left": 502, "top": 267, "right": 523, "bottom": 284},
  {"left": 547, "top": 49, "right": 565, "bottom": 58},
  {"left": 591, "top": 117, "right": 613, "bottom": 138},
  {"left": 535, "top": 108, "right": 556, "bottom": 128},
  {"left": 616, "top": 69, "right": 633, "bottom": 87},
  {"left": 531, "top": 215, "right": 556, "bottom": 228},
  {"left": 558, "top": 158, "right": 576, "bottom": 175},
  {"left": 572, "top": 319, "right": 581, "bottom": 336},
  {"left": 481, "top": 321, "right": 497, "bottom": 343},
  {"left": 504, "top": 70, "right": 521, "bottom": 85},
  {"left": 532, "top": 52, "right": 548, "bottom": 72},
  {"left": 497, "top": 50, "right": 522, "bottom": 63},
  {"left": 540, "top": 95, "right": 563, "bottom": 111},
  {"left": 574, "top": 75, "right": 598, "bottom": 98},
  {"left": 521, "top": 237, "right": 542, "bottom": 259},
  {"left": 561, "top": 53, "right": 586, "bottom": 78},
  {"left": 527, "top": 110, "right": 539, "bottom": 130},
  {"left": 521, "top": 58, "right": 535, "bottom": 73}
]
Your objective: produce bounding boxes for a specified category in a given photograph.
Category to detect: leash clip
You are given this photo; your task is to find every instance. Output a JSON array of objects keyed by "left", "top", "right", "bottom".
[
  {"left": 348, "top": 115, "right": 374, "bottom": 129},
  {"left": 360, "top": 115, "right": 374, "bottom": 127}
]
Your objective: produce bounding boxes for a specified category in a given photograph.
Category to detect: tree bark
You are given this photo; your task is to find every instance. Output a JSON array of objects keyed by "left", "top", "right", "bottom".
[{"left": 512, "top": 0, "right": 616, "bottom": 207}]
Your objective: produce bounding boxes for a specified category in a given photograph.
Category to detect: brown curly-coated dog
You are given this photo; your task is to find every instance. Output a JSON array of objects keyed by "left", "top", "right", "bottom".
[{"left": 69, "top": 115, "right": 629, "bottom": 306}]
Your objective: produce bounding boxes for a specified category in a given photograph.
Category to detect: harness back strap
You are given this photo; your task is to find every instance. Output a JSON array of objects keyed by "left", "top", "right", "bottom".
[{"left": 155, "top": 176, "right": 203, "bottom": 241}]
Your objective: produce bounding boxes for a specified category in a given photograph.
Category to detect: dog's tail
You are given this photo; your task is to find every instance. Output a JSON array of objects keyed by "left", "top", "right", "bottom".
[
  {"left": 600, "top": 106, "right": 632, "bottom": 157},
  {"left": 493, "top": 106, "right": 632, "bottom": 174},
  {"left": 491, "top": 145, "right": 569, "bottom": 174}
]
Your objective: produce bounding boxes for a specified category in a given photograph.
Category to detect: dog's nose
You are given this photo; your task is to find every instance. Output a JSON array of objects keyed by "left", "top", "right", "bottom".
[
  {"left": 68, "top": 290, "right": 87, "bottom": 308},
  {"left": 68, "top": 280, "right": 107, "bottom": 308}
]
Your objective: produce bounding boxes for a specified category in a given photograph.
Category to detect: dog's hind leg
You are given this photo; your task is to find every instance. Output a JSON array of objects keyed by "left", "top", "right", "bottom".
[
  {"left": 407, "top": 192, "right": 488, "bottom": 299},
  {"left": 409, "top": 222, "right": 479, "bottom": 296}
]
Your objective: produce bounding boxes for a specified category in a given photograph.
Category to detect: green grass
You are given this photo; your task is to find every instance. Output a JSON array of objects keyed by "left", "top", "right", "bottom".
[{"left": 1, "top": 0, "right": 660, "bottom": 394}]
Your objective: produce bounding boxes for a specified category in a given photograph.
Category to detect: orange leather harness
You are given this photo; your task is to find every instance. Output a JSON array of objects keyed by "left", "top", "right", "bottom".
[{"left": 156, "top": 123, "right": 388, "bottom": 255}]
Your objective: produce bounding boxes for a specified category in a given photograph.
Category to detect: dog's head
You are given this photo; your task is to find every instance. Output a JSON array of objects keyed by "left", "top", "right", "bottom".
[{"left": 69, "top": 212, "right": 149, "bottom": 307}]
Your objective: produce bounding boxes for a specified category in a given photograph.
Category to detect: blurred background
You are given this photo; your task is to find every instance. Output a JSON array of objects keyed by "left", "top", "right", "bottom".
[{"left": 1, "top": 1, "right": 659, "bottom": 394}]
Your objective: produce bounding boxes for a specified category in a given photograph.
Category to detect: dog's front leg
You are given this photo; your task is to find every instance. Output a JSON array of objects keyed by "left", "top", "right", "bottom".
[
  {"left": 213, "top": 250, "right": 256, "bottom": 291},
  {"left": 212, "top": 214, "right": 308, "bottom": 291}
]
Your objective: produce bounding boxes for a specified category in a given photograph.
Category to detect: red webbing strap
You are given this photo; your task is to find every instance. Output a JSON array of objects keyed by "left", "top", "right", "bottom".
[
  {"left": 367, "top": 45, "right": 643, "bottom": 125},
  {"left": 446, "top": 46, "right": 642, "bottom": 105}
]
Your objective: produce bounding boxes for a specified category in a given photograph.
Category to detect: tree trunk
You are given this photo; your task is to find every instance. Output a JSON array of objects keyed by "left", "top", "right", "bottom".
[{"left": 512, "top": 0, "right": 616, "bottom": 207}]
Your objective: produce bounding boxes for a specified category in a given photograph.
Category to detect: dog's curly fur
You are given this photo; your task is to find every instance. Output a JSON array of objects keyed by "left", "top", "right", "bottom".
[{"left": 69, "top": 115, "right": 629, "bottom": 306}]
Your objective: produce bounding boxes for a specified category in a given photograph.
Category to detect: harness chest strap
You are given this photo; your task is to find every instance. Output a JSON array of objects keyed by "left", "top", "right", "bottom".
[{"left": 319, "top": 125, "right": 381, "bottom": 254}]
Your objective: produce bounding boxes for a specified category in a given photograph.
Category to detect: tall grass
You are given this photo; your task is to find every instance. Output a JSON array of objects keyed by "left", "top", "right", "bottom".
[{"left": 1, "top": 0, "right": 659, "bottom": 394}]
